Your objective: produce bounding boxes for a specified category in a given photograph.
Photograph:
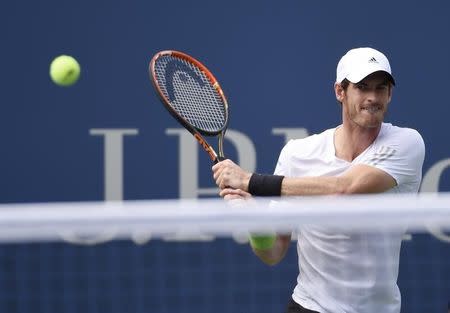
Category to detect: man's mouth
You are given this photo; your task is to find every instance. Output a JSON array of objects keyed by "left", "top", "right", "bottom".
[{"left": 361, "top": 106, "right": 382, "bottom": 113}]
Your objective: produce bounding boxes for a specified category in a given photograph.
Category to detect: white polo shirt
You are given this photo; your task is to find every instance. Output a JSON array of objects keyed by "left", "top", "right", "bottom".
[{"left": 274, "top": 123, "right": 425, "bottom": 313}]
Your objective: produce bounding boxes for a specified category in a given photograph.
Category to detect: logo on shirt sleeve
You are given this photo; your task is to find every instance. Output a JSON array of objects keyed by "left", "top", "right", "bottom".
[{"left": 367, "top": 146, "right": 396, "bottom": 166}]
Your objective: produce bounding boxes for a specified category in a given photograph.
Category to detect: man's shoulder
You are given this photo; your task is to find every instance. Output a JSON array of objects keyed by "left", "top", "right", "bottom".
[
  {"left": 374, "top": 123, "right": 425, "bottom": 164},
  {"left": 379, "top": 123, "right": 424, "bottom": 145},
  {"left": 280, "top": 128, "right": 335, "bottom": 158},
  {"left": 284, "top": 128, "right": 334, "bottom": 150}
]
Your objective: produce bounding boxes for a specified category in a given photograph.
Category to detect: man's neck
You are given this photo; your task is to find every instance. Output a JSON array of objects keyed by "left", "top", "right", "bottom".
[{"left": 334, "top": 122, "right": 382, "bottom": 162}]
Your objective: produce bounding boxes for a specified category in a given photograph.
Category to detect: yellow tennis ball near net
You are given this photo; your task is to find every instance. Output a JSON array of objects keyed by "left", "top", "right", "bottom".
[{"left": 49, "top": 55, "right": 81, "bottom": 86}]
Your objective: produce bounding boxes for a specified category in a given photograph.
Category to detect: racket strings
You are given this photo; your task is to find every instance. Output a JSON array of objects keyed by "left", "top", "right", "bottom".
[{"left": 154, "top": 55, "right": 227, "bottom": 133}]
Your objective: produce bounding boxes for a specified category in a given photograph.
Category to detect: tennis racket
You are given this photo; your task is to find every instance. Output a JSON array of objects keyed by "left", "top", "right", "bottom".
[{"left": 149, "top": 50, "right": 229, "bottom": 163}]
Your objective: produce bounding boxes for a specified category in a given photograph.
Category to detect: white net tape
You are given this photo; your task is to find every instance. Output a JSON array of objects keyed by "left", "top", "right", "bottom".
[{"left": 1, "top": 193, "right": 450, "bottom": 243}]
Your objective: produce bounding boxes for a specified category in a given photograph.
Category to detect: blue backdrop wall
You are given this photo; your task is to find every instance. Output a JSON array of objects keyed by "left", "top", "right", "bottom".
[{"left": 1, "top": 1, "right": 450, "bottom": 313}]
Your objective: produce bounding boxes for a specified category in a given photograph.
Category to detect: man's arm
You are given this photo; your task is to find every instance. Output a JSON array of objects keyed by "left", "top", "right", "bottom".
[
  {"left": 281, "top": 164, "right": 396, "bottom": 195},
  {"left": 214, "top": 161, "right": 396, "bottom": 265},
  {"left": 213, "top": 160, "right": 397, "bottom": 196},
  {"left": 222, "top": 188, "right": 292, "bottom": 265}
]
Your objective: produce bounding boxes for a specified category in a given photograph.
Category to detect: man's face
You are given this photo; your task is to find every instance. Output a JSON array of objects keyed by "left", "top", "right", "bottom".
[{"left": 336, "top": 72, "right": 393, "bottom": 129}]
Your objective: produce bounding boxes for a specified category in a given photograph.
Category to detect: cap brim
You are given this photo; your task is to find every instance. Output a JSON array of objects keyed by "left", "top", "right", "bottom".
[{"left": 347, "top": 69, "right": 395, "bottom": 86}]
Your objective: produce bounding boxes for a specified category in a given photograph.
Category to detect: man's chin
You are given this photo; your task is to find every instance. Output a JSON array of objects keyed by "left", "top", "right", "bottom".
[{"left": 354, "top": 119, "right": 383, "bottom": 129}]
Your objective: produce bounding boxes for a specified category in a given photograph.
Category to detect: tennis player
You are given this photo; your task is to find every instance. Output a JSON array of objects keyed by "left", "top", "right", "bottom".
[{"left": 212, "top": 47, "right": 425, "bottom": 313}]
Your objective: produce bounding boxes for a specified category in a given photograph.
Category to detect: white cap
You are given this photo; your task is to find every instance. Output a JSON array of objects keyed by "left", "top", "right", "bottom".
[{"left": 336, "top": 47, "right": 395, "bottom": 85}]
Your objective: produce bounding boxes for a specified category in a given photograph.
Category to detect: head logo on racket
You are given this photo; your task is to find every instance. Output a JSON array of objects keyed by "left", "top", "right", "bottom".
[{"left": 149, "top": 50, "right": 229, "bottom": 163}]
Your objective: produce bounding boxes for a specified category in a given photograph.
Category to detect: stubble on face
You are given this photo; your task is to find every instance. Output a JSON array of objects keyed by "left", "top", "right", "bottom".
[{"left": 342, "top": 72, "right": 392, "bottom": 130}]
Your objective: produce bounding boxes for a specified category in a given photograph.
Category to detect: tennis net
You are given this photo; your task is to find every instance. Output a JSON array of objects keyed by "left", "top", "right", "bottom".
[{"left": 0, "top": 193, "right": 449, "bottom": 313}]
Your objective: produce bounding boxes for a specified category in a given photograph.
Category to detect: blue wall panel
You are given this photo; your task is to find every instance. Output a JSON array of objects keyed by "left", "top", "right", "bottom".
[{"left": 1, "top": 1, "right": 450, "bottom": 312}]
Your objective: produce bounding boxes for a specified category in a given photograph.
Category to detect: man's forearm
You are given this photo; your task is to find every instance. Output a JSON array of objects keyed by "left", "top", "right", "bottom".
[
  {"left": 281, "top": 176, "right": 345, "bottom": 196},
  {"left": 249, "top": 164, "right": 396, "bottom": 196}
]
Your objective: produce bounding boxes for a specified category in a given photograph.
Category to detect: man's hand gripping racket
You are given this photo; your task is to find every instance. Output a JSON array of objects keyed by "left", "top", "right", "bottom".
[
  {"left": 149, "top": 50, "right": 228, "bottom": 164},
  {"left": 149, "top": 51, "right": 273, "bottom": 198}
]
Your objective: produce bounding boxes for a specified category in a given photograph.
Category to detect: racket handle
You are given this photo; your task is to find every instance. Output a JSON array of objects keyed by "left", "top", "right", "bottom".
[{"left": 214, "top": 156, "right": 226, "bottom": 163}]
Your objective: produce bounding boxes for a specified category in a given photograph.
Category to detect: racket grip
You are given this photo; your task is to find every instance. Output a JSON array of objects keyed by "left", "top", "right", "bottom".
[{"left": 214, "top": 156, "right": 226, "bottom": 163}]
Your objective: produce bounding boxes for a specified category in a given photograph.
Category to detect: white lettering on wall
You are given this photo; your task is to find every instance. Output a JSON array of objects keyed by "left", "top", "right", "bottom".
[
  {"left": 62, "top": 128, "right": 139, "bottom": 245},
  {"left": 272, "top": 127, "right": 309, "bottom": 143},
  {"left": 90, "top": 128, "right": 139, "bottom": 201},
  {"left": 166, "top": 128, "right": 257, "bottom": 198},
  {"left": 420, "top": 158, "right": 450, "bottom": 242}
]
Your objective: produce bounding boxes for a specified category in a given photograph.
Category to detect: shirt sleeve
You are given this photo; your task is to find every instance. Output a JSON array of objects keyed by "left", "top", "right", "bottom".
[
  {"left": 274, "top": 140, "right": 293, "bottom": 176},
  {"left": 355, "top": 128, "right": 425, "bottom": 186}
]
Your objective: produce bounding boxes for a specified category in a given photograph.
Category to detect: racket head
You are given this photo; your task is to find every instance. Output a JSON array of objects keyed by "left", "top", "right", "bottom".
[{"left": 149, "top": 50, "right": 229, "bottom": 136}]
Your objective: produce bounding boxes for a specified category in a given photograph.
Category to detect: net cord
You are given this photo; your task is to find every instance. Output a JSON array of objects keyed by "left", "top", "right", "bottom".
[{"left": 1, "top": 193, "right": 450, "bottom": 242}]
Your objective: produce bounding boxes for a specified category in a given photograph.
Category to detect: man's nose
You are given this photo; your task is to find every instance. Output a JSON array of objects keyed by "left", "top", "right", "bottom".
[{"left": 366, "top": 89, "right": 379, "bottom": 102}]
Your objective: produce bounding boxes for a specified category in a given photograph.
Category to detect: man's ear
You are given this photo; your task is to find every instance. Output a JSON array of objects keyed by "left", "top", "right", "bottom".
[
  {"left": 387, "top": 85, "right": 393, "bottom": 103},
  {"left": 334, "top": 82, "right": 345, "bottom": 103}
]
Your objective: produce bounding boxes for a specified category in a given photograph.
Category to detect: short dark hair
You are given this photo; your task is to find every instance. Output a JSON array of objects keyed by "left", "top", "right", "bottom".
[
  {"left": 339, "top": 79, "right": 350, "bottom": 91},
  {"left": 336, "top": 77, "right": 394, "bottom": 105},
  {"left": 339, "top": 75, "right": 394, "bottom": 91}
]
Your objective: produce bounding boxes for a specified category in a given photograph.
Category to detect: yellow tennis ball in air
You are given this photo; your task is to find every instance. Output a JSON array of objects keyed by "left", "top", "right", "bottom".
[{"left": 49, "top": 55, "right": 81, "bottom": 86}]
